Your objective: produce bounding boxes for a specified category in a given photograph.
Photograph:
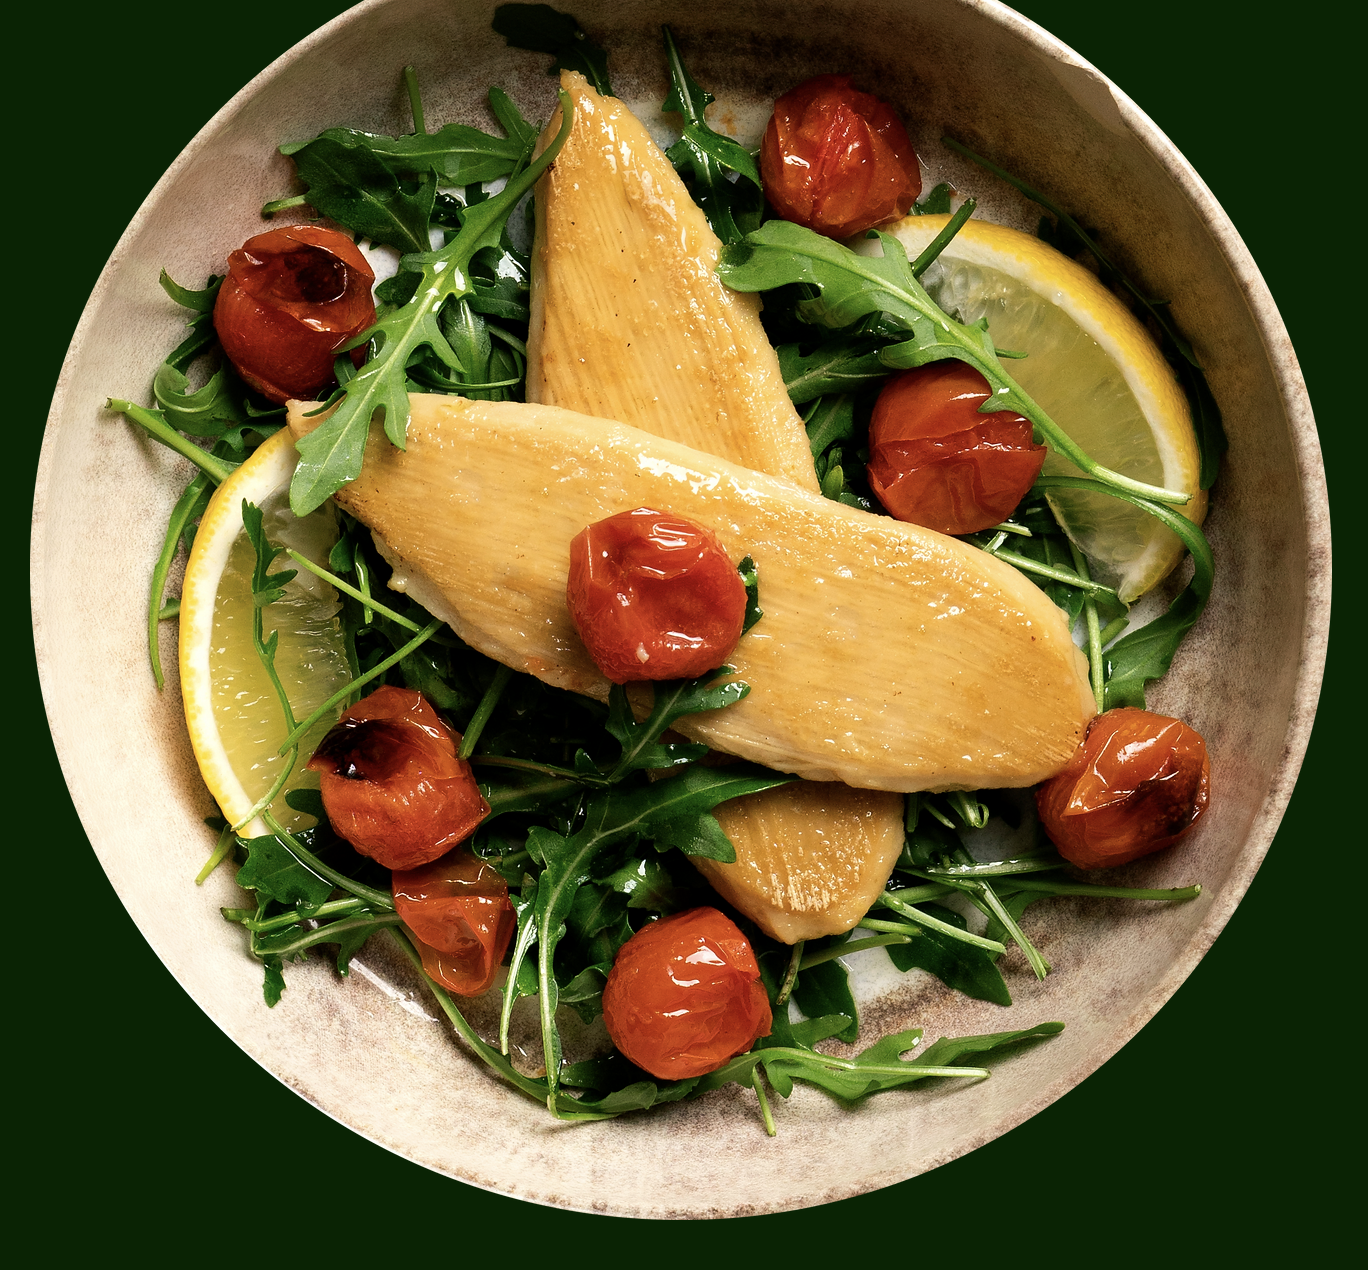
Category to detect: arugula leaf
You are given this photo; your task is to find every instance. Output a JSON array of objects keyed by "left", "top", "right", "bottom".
[
  {"left": 718, "top": 219, "right": 1194, "bottom": 509},
  {"left": 885, "top": 902, "right": 1012, "bottom": 1006},
  {"left": 913, "top": 1021, "right": 1064, "bottom": 1069},
  {"left": 233, "top": 833, "right": 334, "bottom": 908},
  {"left": 285, "top": 119, "right": 528, "bottom": 187},
  {"left": 780, "top": 339, "right": 888, "bottom": 404},
  {"left": 1035, "top": 476, "right": 1214, "bottom": 708},
  {"left": 913, "top": 182, "right": 955, "bottom": 215},
  {"left": 602, "top": 854, "right": 689, "bottom": 911},
  {"left": 289, "top": 91, "right": 575, "bottom": 515},
  {"left": 262, "top": 958, "right": 287, "bottom": 1007},
  {"left": 791, "top": 938, "right": 859, "bottom": 1043},
  {"left": 599, "top": 666, "right": 748, "bottom": 778},
  {"left": 738, "top": 555, "right": 762, "bottom": 635},
  {"left": 493, "top": 3, "right": 612, "bottom": 97},
  {"left": 660, "top": 27, "right": 763, "bottom": 246},
  {"left": 532, "top": 760, "right": 789, "bottom": 1101},
  {"left": 285, "top": 134, "right": 436, "bottom": 254},
  {"left": 146, "top": 473, "right": 212, "bottom": 689}
]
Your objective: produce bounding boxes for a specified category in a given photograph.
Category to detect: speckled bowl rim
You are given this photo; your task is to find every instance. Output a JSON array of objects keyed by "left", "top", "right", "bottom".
[{"left": 32, "top": 0, "right": 1330, "bottom": 1212}]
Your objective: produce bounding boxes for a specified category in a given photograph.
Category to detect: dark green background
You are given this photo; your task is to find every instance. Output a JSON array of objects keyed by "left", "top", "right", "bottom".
[{"left": 15, "top": 0, "right": 1352, "bottom": 1255}]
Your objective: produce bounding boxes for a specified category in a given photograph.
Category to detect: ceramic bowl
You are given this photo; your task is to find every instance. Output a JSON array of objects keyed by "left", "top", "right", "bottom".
[{"left": 31, "top": 0, "right": 1328, "bottom": 1217}]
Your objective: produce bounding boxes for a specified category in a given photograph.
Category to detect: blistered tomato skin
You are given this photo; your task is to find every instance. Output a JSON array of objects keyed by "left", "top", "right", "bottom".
[
  {"left": 213, "top": 224, "right": 376, "bottom": 404},
  {"left": 566, "top": 507, "right": 748, "bottom": 684},
  {"left": 307, "top": 684, "right": 489, "bottom": 871},
  {"left": 867, "top": 361, "right": 1047, "bottom": 535},
  {"left": 760, "top": 74, "right": 921, "bottom": 240},
  {"left": 1036, "top": 707, "right": 1210, "bottom": 869},
  {"left": 392, "top": 845, "right": 514, "bottom": 996},
  {"left": 602, "top": 908, "right": 772, "bottom": 1080}
]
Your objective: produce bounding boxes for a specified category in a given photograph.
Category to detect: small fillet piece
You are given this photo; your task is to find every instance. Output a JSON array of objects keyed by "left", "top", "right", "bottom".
[
  {"left": 697, "top": 783, "right": 906, "bottom": 943},
  {"left": 289, "top": 394, "right": 1096, "bottom": 792},
  {"left": 526, "top": 72, "right": 896, "bottom": 939},
  {"left": 526, "top": 71, "right": 819, "bottom": 493}
]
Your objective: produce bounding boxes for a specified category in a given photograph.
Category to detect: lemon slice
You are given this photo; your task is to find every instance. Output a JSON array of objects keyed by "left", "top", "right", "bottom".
[
  {"left": 869, "top": 216, "right": 1206, "bottom": 602},
  {"left": 179, "top": 428, "right": 353, "bottom": 837}
]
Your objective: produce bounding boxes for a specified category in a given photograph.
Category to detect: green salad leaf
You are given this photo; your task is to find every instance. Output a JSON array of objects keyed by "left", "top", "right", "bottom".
[
  {"left": 660, "top": 27, "right": 763, "bottom": 246},
  {"left": 288, "top": 90, "right": 575, "bottom": 516}
]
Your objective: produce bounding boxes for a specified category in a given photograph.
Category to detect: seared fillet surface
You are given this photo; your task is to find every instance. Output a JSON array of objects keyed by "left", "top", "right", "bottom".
[
  {"left": 526, "top": 73, "right": 906, "bottom": 938},
  {"left": 289, "top": 395, "right": 1096, "bottom": 794},
  {"left": 526, "top": 71, "right": 819, "bottom": 492},
  {"left": 698, "top": 783, "right": 907, "bottom": 943}
]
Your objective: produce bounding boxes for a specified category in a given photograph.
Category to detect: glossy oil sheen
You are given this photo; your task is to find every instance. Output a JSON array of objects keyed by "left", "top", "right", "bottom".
[{"left": 291, "top": 393, "right": 1097, "bottom": 792}]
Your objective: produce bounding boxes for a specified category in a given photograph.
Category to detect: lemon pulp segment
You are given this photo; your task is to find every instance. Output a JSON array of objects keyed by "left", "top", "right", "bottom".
[{"left": 180, "top": 428, "right": 351, "bottom": 837}]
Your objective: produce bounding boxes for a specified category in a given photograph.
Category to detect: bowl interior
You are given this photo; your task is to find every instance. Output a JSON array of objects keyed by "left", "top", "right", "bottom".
[{"left": 31, "top": 0, "right": 1326, "bottom": 1217}]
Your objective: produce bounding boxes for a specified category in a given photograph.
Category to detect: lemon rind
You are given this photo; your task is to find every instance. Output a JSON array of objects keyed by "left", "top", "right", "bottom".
[{"left": 179, "top": 427, "right": 299, "bottom": 838}]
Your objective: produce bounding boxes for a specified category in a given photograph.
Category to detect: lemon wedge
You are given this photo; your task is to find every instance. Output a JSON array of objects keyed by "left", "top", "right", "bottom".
[
  {"left": 868, "top": 216, "right": 1206, "bottom": 602},
  {"left": 179, "top": 428, "right": 352, "bottom": 837}
]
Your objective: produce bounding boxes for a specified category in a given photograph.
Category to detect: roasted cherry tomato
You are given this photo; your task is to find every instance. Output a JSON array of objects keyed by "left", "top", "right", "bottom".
[
  {"left": 392, "top": 844, "right": 515, "bottom": 996},
  {"left": 213, "top": 224, "right": 376, "bottom": 404},
  {"left": 566, "top": 507, "right": 748, "bottom": 684},
  {"left": 760, "top": 74, "right": 921, "bottom": 239},
  {"left": 602, "top": 908, "right": 772, "bottom": 1080},
  {"left": 1036, "top": 707, "right": 1210, "bottom": 869},
  {"left": 307, "top": 685, "right": 489, "bottom": 871},
  {"left": 866, "top": 361, "right": 1047, "bottom": 535}
]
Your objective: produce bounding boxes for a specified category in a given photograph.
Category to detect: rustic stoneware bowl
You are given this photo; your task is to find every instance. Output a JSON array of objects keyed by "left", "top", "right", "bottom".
[{"left": 32, "top": 0, "right": 1328, "bottom": 1217}]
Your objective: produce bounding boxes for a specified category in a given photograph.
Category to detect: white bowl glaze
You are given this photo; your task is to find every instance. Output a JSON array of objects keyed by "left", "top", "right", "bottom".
[{"left": 31, "top": 0, "right": 1328, "bottom": 1216}]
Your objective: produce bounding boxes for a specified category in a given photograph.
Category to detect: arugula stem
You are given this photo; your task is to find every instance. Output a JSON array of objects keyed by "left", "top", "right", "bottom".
[
  {"left": 460, "top": 665, "right": 514, "bottom": 759},
  {"left": 148, "top": 472, "right": 211, "bottom": 689},
  {"left": 1002, "top": 877, "right": 1202, "bottom": 901},
  {"left": 254, "top": 912, "right": 404, "bottom": 959},
  {"left": 886, "top": 883, "right": 956, "bottom": 904},
  {"left": 472, "top": 753, "right": 600, "bottom": 784},
  {"left": 403, "top": 65, "right": 426, "bottom": 135},
  {"left": 799, "top": 935, "right": 909, "bottom": 969},
  {"left": 909, "top": 196, "right": 976, "bottom": 278},
  {"left": 276, "top": 617, "right": 444, "bottom": 754},
  {"left": 914, "top": 853, "right": 1066, "bottom": 878},
  {"left": 925, "top": 801, "right": 957, "bottom": 830},
  {"left": 982, "top": 545, "right": 1118, "bottom": 596},
  {"left": 775, "top": 940, "right": 804, "bottom": 1007},
  {"left": 974, "top": 879, "right": 1051, "bottom": 979},
  {"left": 353, "top": 552, "right": 375, "bottom": 628},
  {"left": 389, "top": 928, "right": 615, "bottom": 1121},
  {"left": 1098, "top": 615, "right": 1129, "bottom": 647},
  {"left": 1070, "top": 543, "right": 1106, "bottom": 713},
  {"left": 231, "top": 745, "right": 299, "bottom": 833},
  {"left": 194, "top": 821, "right": 236, "bottom": 885},
  {"left": 862, "top": 905, "right": 1006, "bottom": 954},
  {"left": 262, "top": 194, "right": 309, "bottom": 216},
  {"left": 991, "top": 521, "right": 1033, "bottom": 536},
  {"left": 108, "top": 400, "right": 235, "bottom": 484},
  {"left": 500, "top": 902, "right": 538, "bottom": 1056},
  {"left": 284, "top": 549, "right": 421, "bottom": 631},
  {"left": 262, "top": 811, "right": 395, "bottom": 910},
  {"left": 759, "top": 1047, "right": 988, "bottom": 1081},
  {"left": 227, "top": 895, "right": 369, "bottom": 932},
  {"left": 159, "top": 599, "right": 180, "bottom": 620},
  {"left": 750, "top": 1067, "right": 777, "bottom": 1137},
  {"left": 947, "top": 790, "right": 988, "bottom": 829}
]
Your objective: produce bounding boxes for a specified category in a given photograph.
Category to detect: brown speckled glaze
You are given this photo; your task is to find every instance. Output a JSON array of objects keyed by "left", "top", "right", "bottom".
[{"left": 31, "top": 0, "right": 1328, "bottom": 1217}]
